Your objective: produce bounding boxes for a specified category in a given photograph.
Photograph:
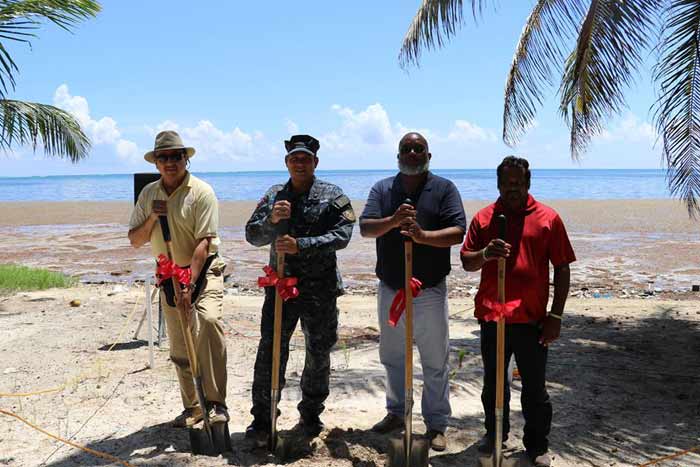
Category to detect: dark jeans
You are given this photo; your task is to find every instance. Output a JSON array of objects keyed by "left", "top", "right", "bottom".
[
  {"left": 250, "top": 289, "right": 338, "bottom": 427},
  {"left": 480, "top": 321, "right": 552, "bottom": 457}
]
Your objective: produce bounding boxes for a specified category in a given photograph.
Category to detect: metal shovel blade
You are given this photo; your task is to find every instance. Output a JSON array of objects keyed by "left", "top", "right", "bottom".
[
  {"left": 269, "top": 430, "right": 293, "bottom": 459},
  {"left": 386, "top": 435, "right": 429, "bottom": 467},
  {"left": 477, "top": 453, "right": 520, "bottom": 467},
  {"left": 189, "top": 422, "right": 231, "bottom": 456}
]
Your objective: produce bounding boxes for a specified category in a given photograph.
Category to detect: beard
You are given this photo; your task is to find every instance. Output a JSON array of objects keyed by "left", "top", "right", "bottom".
[{"left": 398, "top": 158, "right": 430, "bottom": 176}]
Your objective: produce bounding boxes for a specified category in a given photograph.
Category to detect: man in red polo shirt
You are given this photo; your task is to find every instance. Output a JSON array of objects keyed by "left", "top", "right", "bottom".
[{"left": 461, "top": 156, "right": 575, "bottom": 467}]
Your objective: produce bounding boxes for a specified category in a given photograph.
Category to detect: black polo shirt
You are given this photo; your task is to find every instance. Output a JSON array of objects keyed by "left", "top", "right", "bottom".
[{"left": 360, "top": 172, "right": 466, "bottom": 290}]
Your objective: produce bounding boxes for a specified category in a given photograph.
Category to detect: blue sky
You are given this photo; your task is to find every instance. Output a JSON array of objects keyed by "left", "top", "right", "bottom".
[{"left": 4, "top": 1, "right": 664, "bottom": 177}]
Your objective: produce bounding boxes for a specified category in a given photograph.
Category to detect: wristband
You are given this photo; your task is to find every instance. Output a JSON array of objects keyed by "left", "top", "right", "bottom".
[
  {"left": 482, "top": 248, "right": 489, "bottom": 261},
  {"left": 548, "top": 313, "right": 563, "bottom": 321}
]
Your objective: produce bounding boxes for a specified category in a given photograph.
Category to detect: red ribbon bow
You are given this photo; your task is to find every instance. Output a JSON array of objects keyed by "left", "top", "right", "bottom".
[
  {"left": 257, "top": 265, "right": 300, "bottom": 301},
  {"left": 156, "top": 254, "right": 192, "bottom": 287},
  {"left": 482, "top": 297, "right": 522, "bottom": 322},
  {"left": 388, "top": 278, "right": 423, "bottom": 327}
]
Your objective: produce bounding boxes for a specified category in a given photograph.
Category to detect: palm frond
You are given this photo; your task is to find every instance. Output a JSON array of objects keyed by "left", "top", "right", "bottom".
[
  {"left": 0, "top": 0, "right": 100, "bottom": 97},
  {"left": 559, "top": 0, "right": 661, "bottom": 160},
  {"left": 0, "top": 0, "right": 100, "bottom": 31},
  {"left": 0, "top": 99, "right": 90, "bottom": 162},
  {"left": 653, "top": 0, "right": 700, "bottom": 217},
  {"left": 399, "top": 0, "right": 499, "bottom": 68},
  {"left": 502, "top": 0, "right": 586, "bottom": 146}
]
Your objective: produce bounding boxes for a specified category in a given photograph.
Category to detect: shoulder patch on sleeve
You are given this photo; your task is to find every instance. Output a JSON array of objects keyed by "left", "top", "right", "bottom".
[
  {"left": 332, "top": 194, "right": 351, "bottom": 210},
  {"left": 342, "top": 208, "right": 356, "bottom": 222}
]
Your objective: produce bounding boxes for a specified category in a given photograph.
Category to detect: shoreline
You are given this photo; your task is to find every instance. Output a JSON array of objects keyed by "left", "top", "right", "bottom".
[{"left": 0, "top": 199, "right": 698, "bottom": 296}]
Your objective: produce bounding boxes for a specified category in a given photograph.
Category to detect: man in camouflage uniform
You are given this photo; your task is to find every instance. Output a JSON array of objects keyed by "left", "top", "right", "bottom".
[{"left": 244, "top": 134, "right": 355, "bottom": 444}]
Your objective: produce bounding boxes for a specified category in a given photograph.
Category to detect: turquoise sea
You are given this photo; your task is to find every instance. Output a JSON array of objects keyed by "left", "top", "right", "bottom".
[{"left": 0, "top": 169, "right": 671, "bottom": 201}]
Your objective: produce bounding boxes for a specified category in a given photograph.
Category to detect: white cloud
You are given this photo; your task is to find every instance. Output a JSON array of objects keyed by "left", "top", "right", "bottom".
[
  {"left": 155, "top": 120, "right": 257, "bottom": 161},
  {"left": 285, "top": 119, "right": 299, "bottom": 135},
  {"left": 53, "top": 84, "right": 141, "bottom": 162},
  {"left": 446, "top": 119, "right": 497, "bottom": 143},
  {"left": 596, "top": 114, "right": 656, "bottom": 144},
  {"left": 325, "top": 103, "right": 397, "bottom": 151},
  {"left": 116, "top": 139, "right": 139, "bottom": 160}
]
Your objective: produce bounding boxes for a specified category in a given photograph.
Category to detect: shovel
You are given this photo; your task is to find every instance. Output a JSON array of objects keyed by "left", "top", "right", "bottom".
[
  {"left": 268, "top": 251, "right": 292, "bottom": 457},
  {"left": 158, "top": 216, "right": 231, "bottom": 456},
  {"left": 480, "top": 214, "right": 517, "bottom": 467},
  {"left": 387, "top": 214, "right": 430, "bottom": 467}
]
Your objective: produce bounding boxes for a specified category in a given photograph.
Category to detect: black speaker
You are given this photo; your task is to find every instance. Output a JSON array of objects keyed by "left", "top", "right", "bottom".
[{"left": 133, "top": 173, "right": 161, "bottom": 205}]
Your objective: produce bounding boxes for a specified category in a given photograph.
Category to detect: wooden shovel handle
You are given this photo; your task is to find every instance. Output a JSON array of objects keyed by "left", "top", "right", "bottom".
[
  {"left": 495, "top": 214, "right": 507, "bottom": 411},
  {"left": 159, "top": 216, "right": 199, "bottom": 377},
  {"left": 404, "top": 240, "right": 413, "bottom": 390},
  {"left": 271, "top": 253, "right": 285, "bottom": 391}
]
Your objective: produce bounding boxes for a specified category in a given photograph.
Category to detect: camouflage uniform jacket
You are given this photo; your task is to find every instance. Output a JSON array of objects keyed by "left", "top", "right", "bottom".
[{"left": 245, "top": 177, "right": 355, "bottom": 298}]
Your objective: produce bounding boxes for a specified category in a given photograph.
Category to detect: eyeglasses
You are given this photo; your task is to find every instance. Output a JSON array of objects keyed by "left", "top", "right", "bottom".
[
  {"left": 155, "top": 152, "right": 185, "bottom": 163},
  {"left": 399, "top": 143, "right": 426, "bottom": 155}
]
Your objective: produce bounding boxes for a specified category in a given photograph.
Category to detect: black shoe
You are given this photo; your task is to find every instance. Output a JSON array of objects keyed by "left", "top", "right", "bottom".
[
  {"left": 295, "top": 416, "right": 325, "bottom": 437},
  {"left": 245, "top": 421, "right": 270, "bottom": 448},
  {"left": 477, "top": 434, "right": 508, "bottom": 455},
  {"left": 371, "top": 413, "right": 405, "bottom": 434}
]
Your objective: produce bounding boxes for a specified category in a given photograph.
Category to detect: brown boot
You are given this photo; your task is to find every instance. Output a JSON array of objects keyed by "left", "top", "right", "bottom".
[{"left": 172, "top": 406, "right": 203, "bottom": 428}]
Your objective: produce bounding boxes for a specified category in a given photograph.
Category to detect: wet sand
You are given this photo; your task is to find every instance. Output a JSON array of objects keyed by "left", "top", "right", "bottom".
[{"left": 0, "top": 199, "right": 698, "bottom": 294}]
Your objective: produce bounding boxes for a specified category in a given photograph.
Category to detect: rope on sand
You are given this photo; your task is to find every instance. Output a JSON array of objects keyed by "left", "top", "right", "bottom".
[
  {"left": 639, "top": 446, "right": 700, "bottom": 466},
  {"left": 0, "top": 408, "right": 135, "bottom": 467},
  {"left": 0, "top": 286, "right": 143, "bottom": 398}
]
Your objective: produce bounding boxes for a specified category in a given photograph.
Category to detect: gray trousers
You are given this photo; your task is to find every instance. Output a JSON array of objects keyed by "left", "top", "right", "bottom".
[{"left": 378, "top": 279, "right": 451, "bottom": 432}]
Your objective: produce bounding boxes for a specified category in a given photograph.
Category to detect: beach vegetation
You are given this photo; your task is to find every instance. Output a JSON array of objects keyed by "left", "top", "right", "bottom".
[
  {"left": 0, "top": 0, "right": 100, "bottom": 162},
  {"left": 0, "top": 263, "right": 76, "bottom": 293},
  {"left": 400, "top": 1, "right": 700, "bottom": 216}
]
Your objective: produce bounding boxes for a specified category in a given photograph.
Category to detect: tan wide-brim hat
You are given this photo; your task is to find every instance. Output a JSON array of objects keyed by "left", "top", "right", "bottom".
[{"left": 144, "top": 130, "right": 196, "bottom": 163}]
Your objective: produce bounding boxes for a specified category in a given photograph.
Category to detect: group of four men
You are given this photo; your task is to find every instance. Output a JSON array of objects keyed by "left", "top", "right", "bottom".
[{"left": 128, "top": 129, "right": 575, "bottom": 467}]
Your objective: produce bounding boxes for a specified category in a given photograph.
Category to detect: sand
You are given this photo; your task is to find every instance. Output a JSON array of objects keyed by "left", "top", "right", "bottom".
[{"left": 0, "top": 199, "right": 699, "bottom": 466}]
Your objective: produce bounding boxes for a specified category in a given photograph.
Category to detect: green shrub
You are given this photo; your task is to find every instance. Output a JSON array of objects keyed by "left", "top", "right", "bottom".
[{"left": 0, "top": 264, "right": 75, "bottom": 293}]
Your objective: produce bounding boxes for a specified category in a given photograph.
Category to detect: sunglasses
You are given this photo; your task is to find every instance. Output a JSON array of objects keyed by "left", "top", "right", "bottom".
[
  {"left": 399, "top": 143, "right": 426, "bottom": 155},
  {"left": 155, "top": 152, "right": 185, "bottom": 163}
]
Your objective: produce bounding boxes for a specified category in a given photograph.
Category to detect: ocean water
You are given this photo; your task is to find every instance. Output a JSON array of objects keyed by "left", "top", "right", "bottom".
[{"left": 0, "top": 169, "right": 671, "bottom": 201}]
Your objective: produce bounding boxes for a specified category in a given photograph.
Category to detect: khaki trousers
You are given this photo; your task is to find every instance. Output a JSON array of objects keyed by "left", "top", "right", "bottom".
[{"left": 161, "top": 257, "right": 227, "bottom": 408}]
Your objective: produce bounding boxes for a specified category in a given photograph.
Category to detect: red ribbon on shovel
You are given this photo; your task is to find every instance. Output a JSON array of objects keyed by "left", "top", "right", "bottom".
[
  {"left": 156, "top": 254, "right": 191, "bottom": 287},
  {"left": 388, "top": 278, "right": 422, "bottom": 327},
  {"left": 482, "top": 297, "right": 522, "bottom": 322},
  {"left": 257, "top": 265, "right": 299, "bottom": 301}
]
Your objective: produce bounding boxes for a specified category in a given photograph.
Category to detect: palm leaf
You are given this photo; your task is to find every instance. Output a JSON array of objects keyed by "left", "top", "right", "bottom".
[
  {"left": 0, "top": 99, "right": 90, "bottom": 161},
  {"left": 0, "top": 0, "right": 100, "bottom": 31},
  {"left": 399, "top": 0, "right": 499, "bottom": 68},
  {"left": 502, "top": 0, "right": 586, "bottom": 146},
  {"left": 559, "top": 0, "right": 661, "bottom": 160},
  {"left": 0, "top": 0, "right": 100, "bottom": 98},
  {"left": 653, "top": 0, "right": 700, "bottom": 217}
]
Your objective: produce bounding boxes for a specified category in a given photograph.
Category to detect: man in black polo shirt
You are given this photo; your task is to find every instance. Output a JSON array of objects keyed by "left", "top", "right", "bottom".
[{"left": 359, "top": 132, "right": 466, "bottom": 451}]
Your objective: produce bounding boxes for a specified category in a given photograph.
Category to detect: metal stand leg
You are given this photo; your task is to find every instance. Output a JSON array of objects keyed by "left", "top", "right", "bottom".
[
  {"left": 157, "top": 297, "right": 167, "bottom": 345},
  {"left": 145, "top": 278, "right": 155, "bottom": 369}
]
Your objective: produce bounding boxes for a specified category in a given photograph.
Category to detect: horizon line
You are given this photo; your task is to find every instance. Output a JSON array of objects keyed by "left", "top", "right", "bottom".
[{"left": 0, "top": 167, "right": 669, "bottom": 180}]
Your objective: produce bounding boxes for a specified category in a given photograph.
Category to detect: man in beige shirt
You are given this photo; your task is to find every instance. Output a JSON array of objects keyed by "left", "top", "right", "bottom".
[{"left": 128, "top": 130, "right": 228, "bottom": 427}]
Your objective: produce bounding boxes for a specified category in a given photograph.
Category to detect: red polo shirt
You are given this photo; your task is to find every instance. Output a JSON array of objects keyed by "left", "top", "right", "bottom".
[{"left": 461, "top": 195, "right": 576, "bottom": 323}]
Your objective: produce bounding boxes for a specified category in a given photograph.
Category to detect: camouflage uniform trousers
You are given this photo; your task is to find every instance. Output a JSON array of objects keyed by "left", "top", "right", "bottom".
[{"left": 250, "top": 288, "right": 338, "bottom": 426}]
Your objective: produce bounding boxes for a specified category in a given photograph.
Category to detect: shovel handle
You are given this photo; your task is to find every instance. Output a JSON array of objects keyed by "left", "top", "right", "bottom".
[
  {"left": 495, "top": 214, "right": 507, "bottom": 418},
  {"left": 496, "top": 214, "right": 506, "bottom": 304},
  {"left": 271, "top": 253, "right": 285, "bottom": 391},
  {"left": 270, "top": 252, "right": 285, "bottom": 449},
  {"left": 159, "top": 215, "right": 171, "bottom": 243}
]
